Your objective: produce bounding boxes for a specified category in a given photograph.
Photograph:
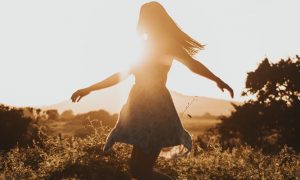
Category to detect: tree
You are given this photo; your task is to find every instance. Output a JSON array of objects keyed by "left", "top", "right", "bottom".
[
  {"left": 61, "top": 110, "right": 75, "bottom": 120},
  {"left": 218, "top": 56, "right": 300, "bottom": 153},
  {"left": 0, "top": 105, "right": 44, "bottom": 150},
  {"left": 46, "top": 109, "right": 59, "bottom": 120}
]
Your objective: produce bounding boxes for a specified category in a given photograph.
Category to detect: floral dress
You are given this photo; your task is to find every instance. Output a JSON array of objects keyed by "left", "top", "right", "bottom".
[{"left": 103, "top": 50, "right": 192, "bottom": 155}]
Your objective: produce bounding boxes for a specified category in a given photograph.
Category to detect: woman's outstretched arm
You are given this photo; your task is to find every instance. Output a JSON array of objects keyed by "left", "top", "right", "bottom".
[
  {"left": 71, "top": 70, "right": 132, "bottom": 102},
  {"left": 172, "top": 49, "right": 234, "bottom": 98}
]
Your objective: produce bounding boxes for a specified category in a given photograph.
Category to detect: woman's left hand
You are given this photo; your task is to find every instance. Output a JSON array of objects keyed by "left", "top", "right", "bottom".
[
  {"left": 216, "top": 80, "right": 234, "bottom": 98},
  {"left": 71, "top": 88, "right": 90, "bottom": 102}
]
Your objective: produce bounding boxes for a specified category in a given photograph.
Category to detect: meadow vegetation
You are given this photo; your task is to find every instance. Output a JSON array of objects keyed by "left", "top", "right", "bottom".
[
  {"left": 0, "top": 116, "right": 299, "bottom": 179},
  {"left": 1, "top": 56, "right": 300, "bottom": 179}
]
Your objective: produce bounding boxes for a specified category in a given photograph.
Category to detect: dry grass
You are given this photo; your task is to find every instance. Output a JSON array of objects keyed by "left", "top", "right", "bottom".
[
  {"left": 181, "top": 118, "right": 221, "bottom": 137},
  {"left": 0, "top": 120, "right": 299, "bottom": 180}
]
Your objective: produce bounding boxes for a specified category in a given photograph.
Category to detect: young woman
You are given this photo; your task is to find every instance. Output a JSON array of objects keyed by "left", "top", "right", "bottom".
[{"left": 71, "top": 2, "right": 234, "bottom": 179}]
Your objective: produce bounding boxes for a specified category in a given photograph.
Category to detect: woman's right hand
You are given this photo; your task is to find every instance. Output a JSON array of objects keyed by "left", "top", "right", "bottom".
[{"left": 71, "top": 88, "right": 91, "bottom": 102}]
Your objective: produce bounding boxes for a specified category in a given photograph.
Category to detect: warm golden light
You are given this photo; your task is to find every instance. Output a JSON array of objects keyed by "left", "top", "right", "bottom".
[
  {"left": 0, "top": 2, "right": 299, "bottom": 179},
  {"left": 0, "top": 1, "right": 299, "bottom": 106},
  {"left": 119, "top": 33, "right": 146, "bottom": 85}
]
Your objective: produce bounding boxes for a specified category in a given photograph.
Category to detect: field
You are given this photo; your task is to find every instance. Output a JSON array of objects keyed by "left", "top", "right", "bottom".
[
  {"left": 1, "top": 113, "right": 299, "bottom": 179},
  {"left": 181, "top": 118, "right": 221, "bottom": 138},
  {"left": 1, "top": 105, "right": 299, "bottom": 179},
  {"left": 46, "top": 116, "right": 220, "bottom": 139},
  {"left": 1, "top": 120, "right": 299, "bottom": 179}
]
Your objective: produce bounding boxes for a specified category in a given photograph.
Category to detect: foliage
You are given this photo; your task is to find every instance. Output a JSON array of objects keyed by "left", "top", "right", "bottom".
[
  {"left": 62, "top": 109, "right": 118, "bottom": 138},
  {"left": 0, "top": 119, "right": 299, "bottom": 179},
  {"left": 0, "top": 123, "right": 131, "bottom": 179},
  {"left": 0, "top": 104, "right": 118, "bottom": 151},
  {"left": 244, "top": 56, "right": 300, "bottom": 105},
  {"left": 61, "top": 110, "right": 75, "bottom": 120},
  {"left": 73, "top": 110, "right": 118, "bottom": 128},
  {"left": 45, "top": 109, "right": 59, "bottom": 120},
  {"left": 218, "top": 56, "right": 300, "bottom": 153},
  {"left": 0, "top": 105, "right": 47, "bottom": 151}
]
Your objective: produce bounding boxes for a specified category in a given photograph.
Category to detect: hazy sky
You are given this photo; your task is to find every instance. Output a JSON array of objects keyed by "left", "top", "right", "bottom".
[{"left": 0, "top": 0, "right": 299, "bottom": 106}]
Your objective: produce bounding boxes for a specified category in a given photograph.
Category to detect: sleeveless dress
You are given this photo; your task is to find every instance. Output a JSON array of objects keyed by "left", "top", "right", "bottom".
[{"left": 103, "top": 49, "right": 192, "bottom": 155}]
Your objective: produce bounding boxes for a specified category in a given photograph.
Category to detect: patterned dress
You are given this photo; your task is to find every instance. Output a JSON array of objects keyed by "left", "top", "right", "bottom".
[{"left": 103, "top": 49, "right": 192, "bottom": 155}]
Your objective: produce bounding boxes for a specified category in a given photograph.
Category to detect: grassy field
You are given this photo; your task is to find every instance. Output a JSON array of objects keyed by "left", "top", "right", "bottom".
[
  {"left": 1, "top": 107, "right": 298, "bottom": 179},
  {"left": 46, "top": 117, "right": 220, "bottom": 139},
  {"left": 1, "top": 121, "right": 299, "bottom": 179},
  {"left": 181, "top": 118, "right": 220, "bottom": 138}
]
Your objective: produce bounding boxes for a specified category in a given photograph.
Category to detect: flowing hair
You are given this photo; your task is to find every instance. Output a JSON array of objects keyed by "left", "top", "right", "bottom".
[{"left": 137, "top": 1, "right": 204, "bottom": 57}]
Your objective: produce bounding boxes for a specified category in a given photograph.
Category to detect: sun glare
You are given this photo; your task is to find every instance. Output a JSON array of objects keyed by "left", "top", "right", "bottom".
[
  {"left": 1, "top": 1, "right": 300, "bottom": 107},
  {"left": 120, "top": 33, "right": 147, "bottom": 77},
  {"left": 117, "top": 33, "right": 147, "bottom": 104},
  {"left": 129, "top": 33, "right": 147, "bottom": 66}
]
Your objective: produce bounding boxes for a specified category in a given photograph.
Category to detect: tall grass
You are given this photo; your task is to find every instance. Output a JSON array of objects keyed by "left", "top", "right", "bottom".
[{"left": 0, "top": 119, "right": 299, "bottom": 179}]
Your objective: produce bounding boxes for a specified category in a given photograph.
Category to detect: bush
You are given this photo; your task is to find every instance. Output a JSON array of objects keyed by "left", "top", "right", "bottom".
[
  {"left": 217, "top": 56, "right": 300, "bottom": 153},
  {"left": 0, "top": 105, "right": 47, "bottom": 151}
]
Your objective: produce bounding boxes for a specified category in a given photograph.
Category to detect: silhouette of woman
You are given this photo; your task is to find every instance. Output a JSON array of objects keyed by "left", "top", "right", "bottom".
[{"left": 71, "top": 2, "right": 234, "bottom": 179}]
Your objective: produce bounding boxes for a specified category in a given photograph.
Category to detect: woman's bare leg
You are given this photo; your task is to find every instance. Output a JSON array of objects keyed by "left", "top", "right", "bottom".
[{"left": 129, "top": 146, "right": 173, "bottom": 180}]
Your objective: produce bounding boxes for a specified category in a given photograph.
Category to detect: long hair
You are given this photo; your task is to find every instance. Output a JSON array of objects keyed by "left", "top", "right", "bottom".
[{"left": 137, "top": 1, "right": 204, "bottom": 57}]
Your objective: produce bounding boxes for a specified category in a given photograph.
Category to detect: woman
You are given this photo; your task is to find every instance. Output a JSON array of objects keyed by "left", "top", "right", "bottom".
[{"left": 71, "top": 2, "right": 234, "bottom": 179}]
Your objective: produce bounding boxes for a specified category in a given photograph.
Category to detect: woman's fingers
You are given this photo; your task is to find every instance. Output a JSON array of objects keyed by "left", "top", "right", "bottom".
[
  {"left": 226, "top": 86, "right": 234, "bottom": 98},
  {"left": 71, "top": 90, "right": 81, "bottom": 102},
  {"left": 71, "top": 89, "right": 89, "bottom": 103},
  {"left": 71, "top": 93, "right": 76, "bottom": 102},
  {"left": 71, "top": 90, "right": 78, "bottom": 101},
  {"left": 217, "top": 81, "right": 234, "bottom": 98},
  {"left": 72, "top": 96, "right": 77, "bottom": 102},
  {"left": 228, "top": 88, "right": 234, "bottom": 98},
  {"left": 77, "top": 95, "right": 83, "bottom": 102}
]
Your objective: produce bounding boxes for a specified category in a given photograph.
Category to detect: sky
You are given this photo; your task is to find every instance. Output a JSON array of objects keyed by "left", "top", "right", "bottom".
[{"left": 0, "top": 0, "right": 299, "bottom": 107}]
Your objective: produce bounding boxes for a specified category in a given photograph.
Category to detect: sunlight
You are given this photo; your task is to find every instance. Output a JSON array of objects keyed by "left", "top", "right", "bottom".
[
  {"left": 128, "top": 33, "right": 147, "bottom": 66},
  {"left": 1, "top": 1, "right": 300, "bottom": 106},
  {"left": 115, "top": 33, "right": 148, "bottom": 110},
  {"left": 119, "top": 33, "right": 147, "bottom": 78},
  {"left": 1, "top": 1, "right": 300, "bottom": 179}
]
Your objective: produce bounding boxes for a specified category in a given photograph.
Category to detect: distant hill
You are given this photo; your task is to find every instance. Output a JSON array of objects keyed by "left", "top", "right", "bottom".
[
  {"left": 170, "top": 91, "right": 240, "bottom": 117},
  {"left": 42, "top": 86, "right": 241, "bottom": 117}
]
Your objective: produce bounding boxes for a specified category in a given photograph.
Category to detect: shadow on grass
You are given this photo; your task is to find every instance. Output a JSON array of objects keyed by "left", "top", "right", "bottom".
[{"left": 48, "top": 157, "right": 131, "bottom": 180}]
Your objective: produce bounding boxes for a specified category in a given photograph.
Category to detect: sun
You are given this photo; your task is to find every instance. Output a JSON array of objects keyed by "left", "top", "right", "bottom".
[
  {"left": 119, "top": 33, "right": 147, "bottom": 77},
  {"left": 128, "top": 33, "right": 148, "bottom": 67}
]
